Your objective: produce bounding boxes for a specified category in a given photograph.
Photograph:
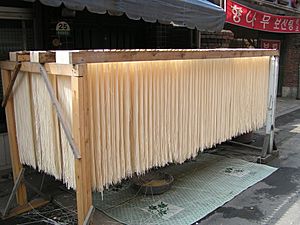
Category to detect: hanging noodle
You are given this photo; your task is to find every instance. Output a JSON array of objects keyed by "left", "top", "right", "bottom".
[
  {"left": 86, "top": 56, "right": 269, "bottom": 191},
  {"left": 12, "top": 56, "right": 270, "bottom": 191}
]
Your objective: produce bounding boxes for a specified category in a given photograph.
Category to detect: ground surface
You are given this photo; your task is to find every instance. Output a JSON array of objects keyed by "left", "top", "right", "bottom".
[
  {"left": 200, "top": 109, "right": 300, "bottom": 225},
  {"left": 1, "top": 97, "right": 300, "bottom": 225}
]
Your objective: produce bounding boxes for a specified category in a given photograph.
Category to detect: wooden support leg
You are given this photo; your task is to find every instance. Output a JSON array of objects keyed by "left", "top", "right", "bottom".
[
  {"left": 72, "top": 71, "right": 92, "bottom": 225},
  {"left": 1, "top": 69, "right": 27, "bottom": 206},
  {"left": 2, "top": 66, "right": 49, "bottom": 219}
]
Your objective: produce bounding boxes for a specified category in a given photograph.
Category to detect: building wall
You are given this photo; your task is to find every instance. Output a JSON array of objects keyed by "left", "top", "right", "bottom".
[
  {"left": 281, "top": 34, "right": 300, "bottom": 98},
  {"left": 200, "top": 30, "right": 234, "bottom": 49}
]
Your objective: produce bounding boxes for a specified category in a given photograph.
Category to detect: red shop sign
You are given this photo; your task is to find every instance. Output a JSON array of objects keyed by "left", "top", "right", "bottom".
[
  {"left": 226, "top": 0, "right": 300, "bottom": 33},
  {"left": 261, "top": 39, "right": 281, "bottom": 50}
]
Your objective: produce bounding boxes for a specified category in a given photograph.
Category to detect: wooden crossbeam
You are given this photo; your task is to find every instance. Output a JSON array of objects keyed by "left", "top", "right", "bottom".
[
  {"left": 1, "top": 62, "right": 21, "bottom": 108},
  {"left": 0, "top": 61, "right": 77, "bottom": 77},
  {"left": 55, "top": 48, "right": 279, "bottom": 64}
]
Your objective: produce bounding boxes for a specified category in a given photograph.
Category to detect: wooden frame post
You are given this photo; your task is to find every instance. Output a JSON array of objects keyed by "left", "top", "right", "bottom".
[
  {"left": 72, "top": 65, "right": 92, "bottom": 225},
  {"left": 1, "top": 54, "right": 51, "bottom": 218},
  {"left": 1, "top": 69, "right": 28, "bottom": 206}
]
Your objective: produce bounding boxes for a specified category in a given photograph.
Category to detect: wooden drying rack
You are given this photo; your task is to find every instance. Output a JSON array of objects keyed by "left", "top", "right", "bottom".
[
  {"left": 0, "top": 49, "right": 279, "bottom": 225},
  {"left": 1, "top": 51, "right": 92, "bottom": 225}
]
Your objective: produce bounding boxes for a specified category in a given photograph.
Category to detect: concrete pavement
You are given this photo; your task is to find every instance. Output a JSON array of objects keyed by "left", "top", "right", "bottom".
[
  {"left": 199, "top": 99, "right": 300, "bottom": 225},
  {"left": 275, "top": 197, "right": 300, "bottom": 225},
  {"left": 276, "top": 97, "right": 300, "bottom": 117}
]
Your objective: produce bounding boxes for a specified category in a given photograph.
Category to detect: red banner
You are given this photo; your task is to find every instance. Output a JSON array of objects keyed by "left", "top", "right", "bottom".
[{"left": 226, "top": 0, "right": 300, "bottom": 33}]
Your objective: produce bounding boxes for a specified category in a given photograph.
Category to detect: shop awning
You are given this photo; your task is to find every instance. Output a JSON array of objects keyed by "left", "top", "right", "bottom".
[{"left": 24, "top": 0, "right": 226, "bottom": 32}]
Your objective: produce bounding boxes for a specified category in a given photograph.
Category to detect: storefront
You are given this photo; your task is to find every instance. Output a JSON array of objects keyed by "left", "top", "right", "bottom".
[
  {"left": 225, "top": 0, "right": 300, "bottom": 98},
  {"left": 0, "top": 0, "right": 34, "bottom": 172},
  {"left": 0, "top": 1, "right": 34, "bottom": 133}
]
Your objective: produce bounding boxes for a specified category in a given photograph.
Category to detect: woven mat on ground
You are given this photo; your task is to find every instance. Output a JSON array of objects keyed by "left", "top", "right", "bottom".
[{"left": 93, "top": 153, "right": 277, "bottom": 225}]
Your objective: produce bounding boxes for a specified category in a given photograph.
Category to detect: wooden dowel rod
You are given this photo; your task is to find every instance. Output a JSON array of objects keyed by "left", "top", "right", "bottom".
[
  {"left": 83, "top": 206, "right": 95, "bottom": 225},
  {"left": 3, "top": 168, "right": 25, "bottom": 216},
  {"left": 39, "top": 64, "right": 81, "bottom": 159},
  {"left": 1, "top": 69, "right": 27, "bottom": 206}
]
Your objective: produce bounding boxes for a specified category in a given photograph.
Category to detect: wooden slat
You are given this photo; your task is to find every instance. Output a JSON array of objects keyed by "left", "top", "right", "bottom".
[
  {"left": 51, "top": 74, "right": 63, "bottom": 179},
  {"left": 72, "top": 65, "right": 92, "bottom": 225},
  {"left": 1, "top": 69, "right": 27, "bottom": 205},
  {"left": 0, "top": 61, "right": 76, "bottom": 76},
  {"left": 55, "top": 49, "right": 279, "bottom": 64}
]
